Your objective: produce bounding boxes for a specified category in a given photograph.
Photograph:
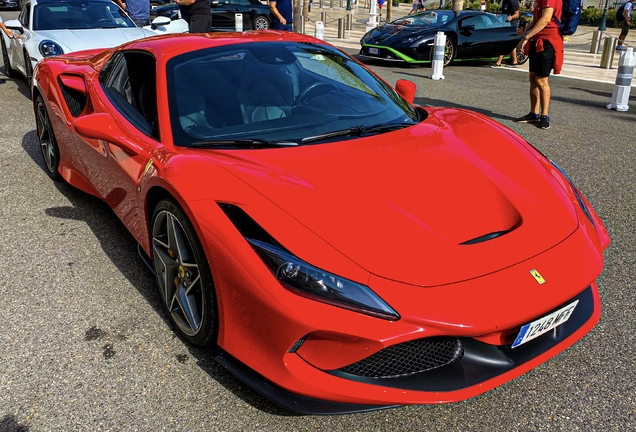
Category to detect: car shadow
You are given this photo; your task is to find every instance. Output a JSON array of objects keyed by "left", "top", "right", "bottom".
[
  {"left": 20, "top": 130, "right": 299, "bottom": 417},
  {"left": 1, "top": 66, "right": 31, "bottom": 99},
  {"left": 413, "top": 96, "right": 521, "bottom": 122}
]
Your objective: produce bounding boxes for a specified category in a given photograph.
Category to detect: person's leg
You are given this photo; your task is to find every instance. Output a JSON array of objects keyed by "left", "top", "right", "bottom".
[
  {"left": 491, "top": 54, "right": 504, "bottom": 67},
  {"left": 618, "top": 21, "right": 629, "bottom": 49},
  {"left": 536, "top": 76, "right": 550, "bottom": 115},
  {"left": 510, "top": 47, "right": 518, "bottom": 65},
  {"left": 530, "top": 72, "right": 540, "bottom": 114}
]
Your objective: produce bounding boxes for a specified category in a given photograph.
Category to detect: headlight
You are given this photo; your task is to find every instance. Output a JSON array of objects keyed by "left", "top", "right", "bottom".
[
  {"left": 549, "top": 160, "right": 595, "bottom": 227},
  {"left": 360, "top": 31, "right": 371, "bottom": 45},
  {"left": 401, "top": 34, "right": 425, "bottom": 44},
  {"left": 38, "top": 40, "right": 63, "bottom": 57},
  {"left": 248, "top": 238, "right": 400, "bottom": 321}
]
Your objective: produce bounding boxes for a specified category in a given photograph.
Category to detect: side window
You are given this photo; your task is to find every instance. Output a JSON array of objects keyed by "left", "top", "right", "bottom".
[
  {"left": 99, "top": 51, "right": 159, "bottom": 140},
  {"left": 19, "top": 3, "right": 31, "bottom": 29},
  {"left": 461, "top": 16, "right": 487, "bottom": 30}
]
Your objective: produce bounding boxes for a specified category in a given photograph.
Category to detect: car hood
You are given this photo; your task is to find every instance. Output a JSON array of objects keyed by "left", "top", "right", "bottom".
[
  {"left": 364, "top": 24, "right": 438, "bottom": 44},
  {"left": 32, "top": 28, "right": 154, "bottom": 55},
  {"left": 210, "top": 108, "right": 578, "bottom": 286}
]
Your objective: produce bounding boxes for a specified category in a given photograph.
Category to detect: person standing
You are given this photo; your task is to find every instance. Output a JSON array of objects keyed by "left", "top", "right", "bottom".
[
  {"left": 270, "top": 0, "right": 293, "bottom": 31},
  {"left": 617, "top": 0, "right": 635, "bottom": 51},
  {"left": 490, "top": 0, "right": 520, "bottom": 67},
  {"left": 515, "top": 0, "right": 563, "bottom": 129},
  {"left": 409, "top": 0, "right": 419, "bottom": 15},
  {"left": 175, "top": 0, "right": 213, "bottom": 33},
  {"left": 114, "top": 0, "right": 150, "bottom": 27},
  {"left": 480, "top": 0, "right": 487, "bottom": 11}
]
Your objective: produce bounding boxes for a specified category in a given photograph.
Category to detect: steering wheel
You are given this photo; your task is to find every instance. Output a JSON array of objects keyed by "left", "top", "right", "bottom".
[
  {"left": 93, "top": 18, "right": 114, "bottom": 27},
  {"left": 295, "top": 82, "right": 339, "bottom": 106}
]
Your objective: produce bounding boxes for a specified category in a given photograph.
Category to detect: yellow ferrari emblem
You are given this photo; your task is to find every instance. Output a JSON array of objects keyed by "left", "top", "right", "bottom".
[{"left": 530, "top": 269, "right": 546, "bottom": 285}]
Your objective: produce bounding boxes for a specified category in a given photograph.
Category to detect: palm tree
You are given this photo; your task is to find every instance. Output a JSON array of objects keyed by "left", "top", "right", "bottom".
[{"left": 452, "top": 0, "right": 463, "bottom": 13}]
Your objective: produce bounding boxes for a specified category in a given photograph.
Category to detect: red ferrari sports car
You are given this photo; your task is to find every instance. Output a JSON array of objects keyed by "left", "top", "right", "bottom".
[{"left": 31, "top": 31, "right": 610, "bottom": 414}]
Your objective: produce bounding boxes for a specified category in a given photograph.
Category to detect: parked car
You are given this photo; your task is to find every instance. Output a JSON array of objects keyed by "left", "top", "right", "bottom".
[
  {"left": 0, "top": 0, "right": 21, "bottom": 10},
  {"left": 32, "top": 31, "right": 609, "bottom": 413},
  {"left": 360, "top": 9, "right": 526, "bottom": 66},
  {"left": 151, "top": 0, "right": 270, "bottom": 30},
  {"left": 1, "top": 0, "right": 187, "bottom": 82}
]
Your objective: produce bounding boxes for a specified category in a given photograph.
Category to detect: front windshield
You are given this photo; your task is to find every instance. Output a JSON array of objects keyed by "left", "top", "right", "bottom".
[
  {"left": 392, "top": 10, "right": 454, "bottom": 26},
  {"left": 167, "top": 42, "right": 419, "bottom": 147},
  {"left": 33, "top": 1, "right": 135, "bottom": 31}
]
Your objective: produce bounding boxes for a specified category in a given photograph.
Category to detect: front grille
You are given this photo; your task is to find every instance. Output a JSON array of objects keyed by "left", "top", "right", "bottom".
[{"left": 339, "top": 337, "right": 464, "bottom": 379}]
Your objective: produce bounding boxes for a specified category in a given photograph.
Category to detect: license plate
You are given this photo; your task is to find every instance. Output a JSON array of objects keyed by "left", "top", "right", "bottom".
[
  {"left": 368, "top": 47, "right": 380, "bottom": 55},
  {"left": 511, "top": 300, "right": 579, "bottom": 348}
]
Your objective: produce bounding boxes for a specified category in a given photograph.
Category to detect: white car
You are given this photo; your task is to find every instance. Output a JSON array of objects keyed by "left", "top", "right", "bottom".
[{"left": 1, "top": 0, "right": 188, "bottom": 81}]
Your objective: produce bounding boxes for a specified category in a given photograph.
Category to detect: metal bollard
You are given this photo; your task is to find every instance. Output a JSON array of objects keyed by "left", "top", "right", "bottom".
[
  {"left": 600, "top": 36, "right": 618, "bottom": 69},
  {"left": 315, "top": 20, "right": 325, "bottom": 39},
  {"left": 345, "top": 13, "right": 352, "bottom": 30},
  {"left": 321, "top": 11, "right": 327, "bottom": 26},
  {"left": 319, "top": 0, "right": 323, "bottom": 8},
  {"left": 300, "top": 16, "right": 305, "bottom": 34},
  {"left": 607, "top": 47, "right": 636, "bottom": 111},
  {"left": 234, "top": 13, "right": 243, "bottom": 32},
  {"left": 340, "top": 0, "right": 344, "bottom": 7},
  {"left": 430, "top": 31, "right": 446, "bottom": 80},
  {"left": 590, "top": 30, "right": 603, "bottom": 54},
  {"left": 337, "top": 17, "right": 345, "bottom": 38}
]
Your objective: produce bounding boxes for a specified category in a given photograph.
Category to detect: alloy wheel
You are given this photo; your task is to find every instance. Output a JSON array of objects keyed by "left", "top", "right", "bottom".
[
  {"left": 152, "top": 209, "right": 205, "bottom": 337},
  {"left": 35, "top": 97, "right": 60, "bottom": 179}
]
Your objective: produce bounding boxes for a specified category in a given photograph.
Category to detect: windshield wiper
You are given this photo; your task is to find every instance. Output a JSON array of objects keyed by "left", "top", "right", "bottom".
[
  {"left": 301, "top": 122, "right": 413, "bottom": 144},
  {"left": 191, "top": 138, "right": 298, "bottom": 148}
]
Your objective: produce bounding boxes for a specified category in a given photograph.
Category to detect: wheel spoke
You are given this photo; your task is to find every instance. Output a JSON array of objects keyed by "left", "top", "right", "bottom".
[{"left": 173, "top": 280, "right": 202, "bottom": 333}]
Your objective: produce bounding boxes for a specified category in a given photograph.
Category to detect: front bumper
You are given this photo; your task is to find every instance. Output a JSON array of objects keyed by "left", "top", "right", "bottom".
[
  {"left": 216, "top": 283, "right": 600, "bottom": 414},
  {"left": 360, "top": 44, "right": 430, "bottom": 64}
]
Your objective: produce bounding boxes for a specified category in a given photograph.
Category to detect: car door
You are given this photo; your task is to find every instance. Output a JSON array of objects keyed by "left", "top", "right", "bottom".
[
  {"left": 456, "top": 13, "right": 519, "bottom": 60},
  {"left": 7, "top": 1, "right": 31, "bottom": 75},
  {"left": 210, "top": 0, "right": 237, "bottom": 29},
  {"left": 73, "top": 50, "right": 158, "bottom": 231}
]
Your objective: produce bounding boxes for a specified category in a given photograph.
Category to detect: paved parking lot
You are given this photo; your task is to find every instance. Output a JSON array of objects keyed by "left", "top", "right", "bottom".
[{"left": 1, "top": 8, "right": 635, "bottom": 431}]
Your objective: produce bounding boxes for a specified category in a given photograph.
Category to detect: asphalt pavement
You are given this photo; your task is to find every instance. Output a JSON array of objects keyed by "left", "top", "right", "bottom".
[{"left": 1, "top": 7, "right": 635, "bottom": 432}]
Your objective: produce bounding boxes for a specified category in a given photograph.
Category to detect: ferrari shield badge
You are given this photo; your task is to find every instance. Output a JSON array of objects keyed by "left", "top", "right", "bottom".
[{"left": 529, "top": 269, "right": 546, "bottom": 285}]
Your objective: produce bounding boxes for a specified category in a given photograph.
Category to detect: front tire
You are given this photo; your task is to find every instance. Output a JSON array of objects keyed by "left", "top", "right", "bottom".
[
  {"left": 443, "top": 37, "right": 456, "bottom": 67},
  {"left": 24, "top": 50, "right": 33, "bottom": 85},
  {"left": 151, "top": 199, "right": 218, "bottom": 348},
  {"left": 35, "top": 95, "right": 61, "bottom": 180}
]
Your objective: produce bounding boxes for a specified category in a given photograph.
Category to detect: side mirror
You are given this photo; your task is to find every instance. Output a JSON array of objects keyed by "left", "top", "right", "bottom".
[
  {"left": 151, "top": 16, "right": 171, "bottom": 29},
  {"left": 74, "top": 113, "right": 143, "bottom": 155},
  {"left": 3, "top": 19, "right": 24, "bottom": 34},
  {"left": 395, "top": 79, "right": 416, "bottom": 104}
]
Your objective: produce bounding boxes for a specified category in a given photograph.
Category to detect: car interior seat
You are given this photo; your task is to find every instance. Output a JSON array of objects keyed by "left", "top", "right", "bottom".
[{"left": 236, "top": 59, "right": 294, "bottom": 124}]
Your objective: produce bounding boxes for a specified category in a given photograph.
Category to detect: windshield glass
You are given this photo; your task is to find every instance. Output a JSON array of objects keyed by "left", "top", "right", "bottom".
[
  {"left": 33, "top": 1, "right": 135, "bottom": 31},
  {"left": 392, "top": 10, "right": 454, "bottom": 26},
  {"left": 167, "top": 42, "right": 419, "bottom": 147}
]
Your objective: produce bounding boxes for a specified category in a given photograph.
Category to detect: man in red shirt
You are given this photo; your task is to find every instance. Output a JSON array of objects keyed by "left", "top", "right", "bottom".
[{"left": 514, "top": 0, "right": 563, "bottom": 130}]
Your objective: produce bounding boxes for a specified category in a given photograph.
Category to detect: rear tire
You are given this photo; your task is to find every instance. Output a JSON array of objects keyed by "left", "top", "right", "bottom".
[
  {"left": 516, "top": 46, "right": 528, "bottom": 65},
  {"left": 35, "top": 95, "right": 62, "bottom": 181},
  {"left": 253, "top": 15, "right": 270, "bottom": 30}
]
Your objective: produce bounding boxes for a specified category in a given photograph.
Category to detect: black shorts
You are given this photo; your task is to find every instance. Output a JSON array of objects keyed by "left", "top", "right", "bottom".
[
  {"left": 190, "top": 14, "right": 212, "bottom": 33},
  {"left": 528, "top": 39, "right": 555, "bottom": 78}
]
